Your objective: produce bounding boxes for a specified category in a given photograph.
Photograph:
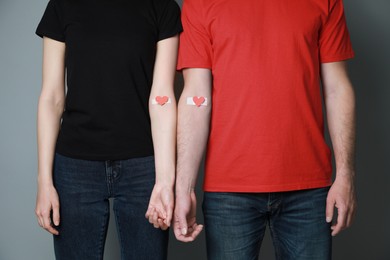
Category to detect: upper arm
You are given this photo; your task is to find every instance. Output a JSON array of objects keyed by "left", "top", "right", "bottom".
[
  {"left": 151, "top": 36, "right": 179, "bottom": 93},
  {"left": 321, "top": 61, "right": 353, "bottom": 99},
  {"left": 182, "top": 68, "right": 212, "bottom": 97},
  {"left": 41, "top": 37, "right": 66, "bottom": 101}
]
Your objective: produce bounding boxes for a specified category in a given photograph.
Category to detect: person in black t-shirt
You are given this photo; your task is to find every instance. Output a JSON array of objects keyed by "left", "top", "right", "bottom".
[{"left": 34, "top": 0, "right": 182, "bottom": 259}]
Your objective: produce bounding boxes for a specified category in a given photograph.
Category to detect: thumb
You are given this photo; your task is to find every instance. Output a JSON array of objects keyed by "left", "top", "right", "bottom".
[
  {"left": 180, "top": 219, "right": 188, "bottom": 235},
  {"left": 177, "top": 212, "right": 188, "bottom": 235},
  {"left": 164, "top": 203, "right": 173, "bottom": 227},
  {"left": 326, "top": 197, "right": 335, "bottom": 223},
  {"left": 52, "top": 203, "right": 60, "bottom": 226}
]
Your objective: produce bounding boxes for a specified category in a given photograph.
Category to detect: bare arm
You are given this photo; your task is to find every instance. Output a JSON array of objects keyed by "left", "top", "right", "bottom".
[
  {"left": 145, "top": 36, "right": 179, "bottom": 230},
  {"left": 174, "top": 68, "right": 212, "bottom": 242},
  {"left": 176, "top": 69, "right": 212, "bottom": 193},
  {"left": 35, "top": 37, "right": 66, "bottom": 235},
  {"left": 321, "top": 61, "right": 357, "bottom": 236}
]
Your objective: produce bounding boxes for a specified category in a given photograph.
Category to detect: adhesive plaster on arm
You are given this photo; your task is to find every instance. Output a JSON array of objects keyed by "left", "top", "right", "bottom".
[
  {"left": 152, "top": 96, "right": 172, "bottom": 106},
  {"left": 187, "top": 96, "right": 207, "bottom": 107}
]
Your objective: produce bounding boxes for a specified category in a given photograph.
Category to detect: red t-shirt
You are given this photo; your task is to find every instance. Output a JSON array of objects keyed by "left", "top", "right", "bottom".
[{"left": 177, "top": 0, "right": 354, "bottom": 192}]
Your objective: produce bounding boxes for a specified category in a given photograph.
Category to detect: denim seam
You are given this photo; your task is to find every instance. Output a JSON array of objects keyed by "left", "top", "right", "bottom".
[
  {"left": 97, "top": 205, "right": 109, "bottom": 260},
  {"left": 111, "top": 160, "right": 121, "bottom": 196},
  {"left": 113, "top": 206, "right": 125, "bottom": 259},
  {"left": 269, "top": 216, "right": 282, "bottom": 260},
  {"left": 106, "top": 161, "right": 113, "bottom": 197}
]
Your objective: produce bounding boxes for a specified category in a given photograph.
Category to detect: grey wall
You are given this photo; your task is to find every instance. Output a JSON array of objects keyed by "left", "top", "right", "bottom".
[{"left": 0, "top": 0, "right": 388, "bottom": 259}]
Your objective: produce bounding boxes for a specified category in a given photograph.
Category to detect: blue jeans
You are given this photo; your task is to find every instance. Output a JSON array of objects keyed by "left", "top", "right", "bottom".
[
  {"left": 53, "top": 153, "right": 168, "bottom": 260},
  {"left": 203, "top": 188, "right": 331, "bottom": 260}
]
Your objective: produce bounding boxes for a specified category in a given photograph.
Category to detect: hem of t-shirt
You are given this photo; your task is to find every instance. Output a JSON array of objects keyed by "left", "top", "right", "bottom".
[
  {"left": 320, "top": 51, "right": 355, "bottom": 63},
  {"left": 157, "top": 28, "right": 183, "bottom": 42},
  {"left": 55, "top": 149, "right": 154, "bottom": 161},
  {"left": 203, "top": 180, "right": 332, "bottom": 193},
  {"left": 35, "top": 30, "right": 65, "bottom": 43},
  {"left": 177, "top": 62, "right": 212, "bottom": 71}
]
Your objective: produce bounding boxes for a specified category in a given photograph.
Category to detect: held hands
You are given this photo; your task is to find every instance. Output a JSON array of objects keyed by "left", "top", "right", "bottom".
[
  {"left": 173, "top": 189, "right": 203, "bottom": 242},
  {"left": 326, "top": 172, "right": 357, "bottom": 236},
  {"left": 35, "top": 182, "right": 60, "bottom": 235},
  {"left": 145, "top": 184, "right": 174, "bottom": 230}
]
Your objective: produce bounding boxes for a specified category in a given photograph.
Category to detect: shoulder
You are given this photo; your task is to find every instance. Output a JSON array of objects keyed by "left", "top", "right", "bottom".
[
  {"left": 182, "top": 0, "right": 206, "bottom": 8},
  {"left": 150, "top": 0, "right": 181, "bottom": 21},
  {"left": 328, "top": 0, "right": 344, "bottom": 11},
  {"left": 183, "top": 0, "right": 209, "bottom": 5},
  {"left": 49, "top": 0, "right": 63, "bottom": 6},
  {"left": 151, "top": 0, "right": 180, "bottom": 9},
  {"left": 47, "top": 0, "right": 65, "bottom": 11},
  {"left": 182, "top": 0, "right": 217, "bottom": 15}
]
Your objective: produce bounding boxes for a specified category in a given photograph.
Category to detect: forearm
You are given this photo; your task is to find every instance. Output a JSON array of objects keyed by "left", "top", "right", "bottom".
[
  {"left": 322, "top": 62, "right": 357, "bottom": 234},
  {"left": 37, "top": 37, "right": 66, "bottom": 185},
  {"left": 323, "top": 62, "right": 356, "bottom": 177},
  {"left": 176, "top": 89, "right": 211, "bottom": 194},
  {"left": 326, "top": 88, "right": 356, "bottom": 176},
  {"left": 149, "top": 90, "right": 177, "bottom": 188},
  {"left": 37, "top": 96, "right": 64, "bottom": 185},
  {"left": 147, "top": 36, "right": 180, "bottom": 189}
]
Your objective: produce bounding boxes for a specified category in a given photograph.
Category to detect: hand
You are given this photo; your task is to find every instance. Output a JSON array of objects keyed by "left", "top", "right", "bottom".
[
  {"left": 35, "top": 182, "right": 60, "bottom": 235},
  {"left": 145, "top": 184, "right": 174, "bottom": 230},
  {"left": 173, "top": 189, "right": 203, "bottom": 242},
  {"left": 326, "top": 173, "right": 357, "bottom": 236}
]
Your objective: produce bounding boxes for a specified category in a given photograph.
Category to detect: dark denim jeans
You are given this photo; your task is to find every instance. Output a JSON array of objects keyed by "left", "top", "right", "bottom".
[
  {"left": 203, "top": 188, "right": 331, "bottom": 260},
  {"left": 53, "top": 153, "right": 168, "bottom": 260}
]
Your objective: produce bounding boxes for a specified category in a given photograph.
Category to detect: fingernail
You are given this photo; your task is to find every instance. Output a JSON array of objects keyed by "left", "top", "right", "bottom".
[
  {"left": 181, "top": 228, "right": 187, "bottom": 235},
  {"left": 326, "top": 217, "right": 332, "bottom": 223}
]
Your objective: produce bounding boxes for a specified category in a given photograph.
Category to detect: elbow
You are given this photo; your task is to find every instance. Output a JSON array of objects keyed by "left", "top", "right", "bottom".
[
  {"left": 324, "top": 79, "right": 355, "bottom": 103},
  {"left": 38, "top": 92, "right": 65, "bottom": 116}
]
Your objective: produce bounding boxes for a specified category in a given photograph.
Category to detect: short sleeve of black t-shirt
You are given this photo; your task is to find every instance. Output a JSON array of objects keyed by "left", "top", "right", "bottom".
[
  {"left": 156, "top": 0, "right": 182, "bottom": 41},
  {"left": 36, "top": 0, "right": 65, "bottom": 42},
  {"left": 36, "top": 0, "right": 182, "bottom": 160}
]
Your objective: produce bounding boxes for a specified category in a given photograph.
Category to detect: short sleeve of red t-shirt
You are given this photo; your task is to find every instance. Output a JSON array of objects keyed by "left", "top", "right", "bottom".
[
  {"left": 177, "top": 0, "right": 212, "bottom": 70},
  {"left": 319, "top": 0, "right": 354, "bottom": 62}
]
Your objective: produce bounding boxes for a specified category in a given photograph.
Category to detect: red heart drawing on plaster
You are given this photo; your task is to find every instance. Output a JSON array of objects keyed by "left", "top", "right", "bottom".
[
  {"left": 156, "top": 96, "right": 169, "bottom": 105},
  {"left": 193, "top": 96, "right": 205, "bottom": 107}
]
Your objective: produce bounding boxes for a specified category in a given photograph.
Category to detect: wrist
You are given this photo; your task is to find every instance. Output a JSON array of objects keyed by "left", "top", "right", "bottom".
[
  {"left": 155, "top": 175, "right": 175, "bottom": 188},
  {"left": 175, "top": 184, "right": 195, "bottom": 196},
  {"left": 154, "top": 165, "right": 175, "bottom": 186},
  {"left": 37, "top": 173, "right": 54, "bottom": 186},
  {"left": 336, "top": 168, "right": 355, "bottom": 178},
  {"left": 175, "top": 176, "right": 196, "bottom": 194},
  {"left": 155, "top": 182, "right": 174, "bottom": 190}
]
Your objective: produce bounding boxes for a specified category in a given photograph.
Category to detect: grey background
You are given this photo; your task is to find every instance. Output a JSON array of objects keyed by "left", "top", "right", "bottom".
[{"left": 0, "top": 0, "right": 389, "bottom": 259}]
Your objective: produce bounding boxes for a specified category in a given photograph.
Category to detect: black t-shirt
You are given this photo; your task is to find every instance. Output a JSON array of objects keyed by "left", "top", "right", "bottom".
[{"left": 36, "top": 0, "right": 182, "bottom": 160}]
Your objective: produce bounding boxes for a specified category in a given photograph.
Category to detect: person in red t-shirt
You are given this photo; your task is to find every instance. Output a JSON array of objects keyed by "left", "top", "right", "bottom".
[{"left": 173, "top": 0, "right": 357, "bottom": 258}]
